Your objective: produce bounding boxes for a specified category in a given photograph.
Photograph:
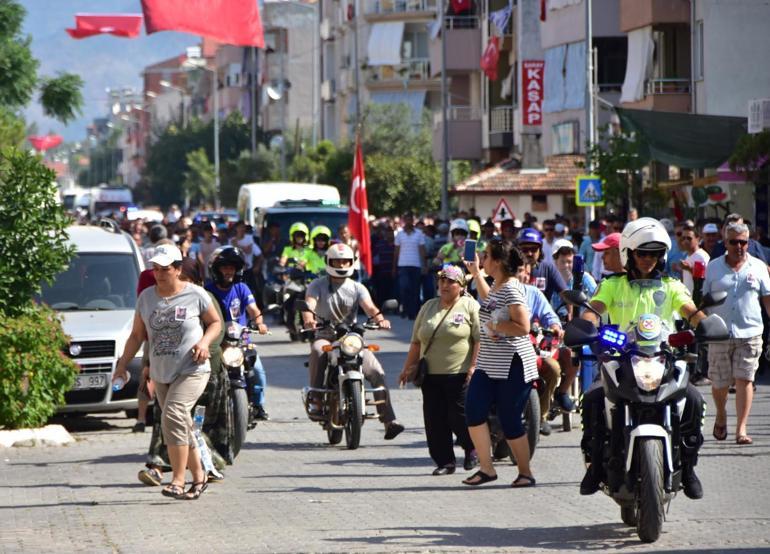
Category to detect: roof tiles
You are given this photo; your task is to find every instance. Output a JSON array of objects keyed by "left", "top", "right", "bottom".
[{"left": 452, "top": 154, "right": 584, "bottom": 194}]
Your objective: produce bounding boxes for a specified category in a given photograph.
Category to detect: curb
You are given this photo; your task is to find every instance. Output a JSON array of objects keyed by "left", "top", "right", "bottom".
[{"left": 0, "top": 424, "right": 75, "bottom": 448}]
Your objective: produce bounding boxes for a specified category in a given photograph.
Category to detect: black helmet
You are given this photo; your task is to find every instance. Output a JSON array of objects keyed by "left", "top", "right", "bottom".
[{"left": 209, "top": 246, "right": 245, "bottom": 286}]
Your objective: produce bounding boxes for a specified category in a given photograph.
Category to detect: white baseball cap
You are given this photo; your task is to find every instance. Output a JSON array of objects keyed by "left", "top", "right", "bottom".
[
  {"left": 552, "top": 238, "right": 575, "bottom": 257},
  {"left": 702, "top": 223, "right": 720, "bottom": 234},
  {"left": 149, "top": 244, "right": 183, "bottom": 267}
]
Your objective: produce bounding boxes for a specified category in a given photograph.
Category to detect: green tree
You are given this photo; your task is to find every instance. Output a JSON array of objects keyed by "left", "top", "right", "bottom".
[
  {"left": 183, "top": 148, "right": 215, "bottom": 207},
  {"left": 365, "top": 154, "right": 441, "bottom": 216},
  {"left": 220, "top": 146, "right": 278, "bottom": 207},
  {"left": 0, "top": 107, "right": 25, "bottom": 149},
  {"left": 582, "top": 133, "right": 646, "bottom": 215}
]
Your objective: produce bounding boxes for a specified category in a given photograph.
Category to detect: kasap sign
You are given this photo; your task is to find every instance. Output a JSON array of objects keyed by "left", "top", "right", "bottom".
[{"left": 522, "top": 60, "right": 544, "bottom": 127}]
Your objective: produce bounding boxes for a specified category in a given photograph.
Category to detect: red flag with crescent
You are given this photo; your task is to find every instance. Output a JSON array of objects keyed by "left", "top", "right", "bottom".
[{"left": 348, "top": 140, "right": 372, "bottom": 276}]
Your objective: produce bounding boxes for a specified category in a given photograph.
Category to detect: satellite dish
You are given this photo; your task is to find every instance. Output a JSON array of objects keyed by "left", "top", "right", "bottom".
[{"left": 266, "top": 85, "right": 282, "bottom": 101}]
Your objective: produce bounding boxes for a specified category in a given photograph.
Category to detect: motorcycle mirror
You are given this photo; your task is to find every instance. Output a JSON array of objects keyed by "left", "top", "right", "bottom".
[
  {"left": 694, "top": 313, "right": 730, "bottom": 342},
  {"left": 667, "top": 330, "right": 695, "bottom": 348},
  {"left": 563, "top": 319, "right": 599, "bottom": 348},
  {"left": 699, "top": 291, "right": 728, "bottom": 310}
]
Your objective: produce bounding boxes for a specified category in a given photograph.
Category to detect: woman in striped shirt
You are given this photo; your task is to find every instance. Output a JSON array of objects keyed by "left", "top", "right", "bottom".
[{"left": 463, "top": 239, "right": 538, "bottom": 487}]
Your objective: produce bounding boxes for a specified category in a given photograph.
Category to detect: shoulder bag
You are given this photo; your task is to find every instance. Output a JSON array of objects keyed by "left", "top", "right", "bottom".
[{"left": 412, "top": 298, "right": 460, "bottom": 387}]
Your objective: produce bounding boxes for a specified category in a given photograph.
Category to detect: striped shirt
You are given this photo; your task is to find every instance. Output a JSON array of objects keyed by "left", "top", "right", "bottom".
[{"left": 476, "top": 279, "right": 538, "bottom": 382}]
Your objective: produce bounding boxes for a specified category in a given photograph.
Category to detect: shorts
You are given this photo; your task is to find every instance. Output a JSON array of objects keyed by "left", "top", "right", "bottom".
[{"left": 707, "top": 335, "right": 762, "bottom": 389}]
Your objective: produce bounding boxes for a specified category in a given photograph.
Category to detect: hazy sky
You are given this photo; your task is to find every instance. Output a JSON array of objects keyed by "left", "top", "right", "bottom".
[{"left": 20, "top": 1, "right": 199, "bottom": 141}]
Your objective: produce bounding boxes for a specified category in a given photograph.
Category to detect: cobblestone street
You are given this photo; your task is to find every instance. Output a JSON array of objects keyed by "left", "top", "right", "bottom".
[{"left": 3, "top": 317, "right": 770, "bottom": 553}]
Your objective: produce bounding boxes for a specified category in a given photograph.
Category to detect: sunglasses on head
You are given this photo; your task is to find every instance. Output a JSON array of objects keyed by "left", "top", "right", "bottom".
[
  {"left": 728, "top": 239, "right": 749, "bottom": 246},
  {"left": 634, "top": 250, "right": 665, "bottom": 259}
]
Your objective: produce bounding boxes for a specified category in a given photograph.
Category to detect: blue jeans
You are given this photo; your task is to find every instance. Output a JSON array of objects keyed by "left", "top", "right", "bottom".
[
  {"left": 398, "top": 266, "right": 422, "bottom": 319},
  {"left": 421, "top": 272, "right": 436, "bottom": 303},
  {"left": 248, "top": 353, "right": 267, "bottom": 407},
  {"left": 465, "top": 355, "right": 533, "bottom": 440}
]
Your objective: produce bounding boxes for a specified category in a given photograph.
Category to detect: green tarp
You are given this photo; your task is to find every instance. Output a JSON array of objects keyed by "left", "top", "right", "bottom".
[{"left": 616, "top": 108, "right": 747, "bottom": 169}]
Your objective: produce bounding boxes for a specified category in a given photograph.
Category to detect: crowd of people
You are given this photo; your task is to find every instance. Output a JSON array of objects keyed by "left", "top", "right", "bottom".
[{"left": 109, "top": 206, "right": 768, "bottom": 499}]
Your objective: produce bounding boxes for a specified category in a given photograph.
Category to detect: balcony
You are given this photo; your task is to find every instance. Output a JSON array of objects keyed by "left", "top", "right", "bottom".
[
  {"left": 366, "top": 58, "right": 438, "bottom": 89},
  {"left": 432, "top": 106, "right": 482, "bottom": 161},
  {"left": 619, "top": 0, "right": 689, "bottom": 33},
  {"left": 364, "top": 0, "right": 437, "bottom": 21},
  {"left": 623, "top": 78, "right": 691, "bottom": 112},
  {"left": 429, "top": 17, "right": 482, "bottom": 76},
  {"left": 488, "top": 106, "right": 513, "bottom": 149}
]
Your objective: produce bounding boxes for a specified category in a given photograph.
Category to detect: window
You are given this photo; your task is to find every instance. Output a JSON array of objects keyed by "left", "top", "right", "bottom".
[
  {"left": 693, "top": 20, "right": 704, "bottom": 81},
  {"left": 532, "top": 194, "right": 548, "bottom": 212},
  {"left": 552, "top": 120, "right": 579, "bottom": 155},
  {"left": 594, "top": 37, "right": 627, "bottom": 90},
  {"left": 402, "top": 29, "right": 428, "bottom": 59}
]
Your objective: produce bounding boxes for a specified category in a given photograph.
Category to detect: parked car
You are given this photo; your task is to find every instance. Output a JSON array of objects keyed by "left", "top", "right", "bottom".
[{"left": 37, "top": 220, "right": 145, "bottom": 416}]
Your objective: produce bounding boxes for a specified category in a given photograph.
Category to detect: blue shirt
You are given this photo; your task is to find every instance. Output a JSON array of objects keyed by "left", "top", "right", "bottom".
[
  {"left": 577, "top": 236, "right": 595, "bottom": 273},
  {"left": 710, "top": 238, "right": 769, "bottom": 264},
  {"left": 530, "top": 260, "right": 567, "bottom": 302},
  {"left": 551, "top": 272, "right": 598, "bottom": 319},
  {"left": 667, "top": 243, "right": 686, "bottom": 280},
  {"left": 524, "top": 284, "right": 560, "bottom": 329},
  {"left": 204, "top": 282, "right": 256, "bottom": 326},
  {"left": 703, "top": 254, "right": 770, "bottom": 338}
]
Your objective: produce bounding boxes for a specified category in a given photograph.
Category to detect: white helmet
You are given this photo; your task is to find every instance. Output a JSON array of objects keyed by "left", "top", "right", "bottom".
[
  {"left": 449, "top": 219, "right": 469, "bottom": 235},
  {"left": 619, "top": 217, "right": 672, "bottom": 267},
  {"left": 325, "top": 242, "right": 356, "bottom": 278}
]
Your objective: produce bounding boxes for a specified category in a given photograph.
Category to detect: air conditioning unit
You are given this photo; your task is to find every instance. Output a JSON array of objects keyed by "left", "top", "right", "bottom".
[
  {"left": 321, "top": 79, "right": 336, "bottom": 101},
  {"left": 320, "top": 18, "right": 332, "bottom": 40},
  {"left": 339, "top": 69, "right": 349, "bottom": 90},
  {"left": 748, "top": 98, "right": 770, "bottom": 134}
]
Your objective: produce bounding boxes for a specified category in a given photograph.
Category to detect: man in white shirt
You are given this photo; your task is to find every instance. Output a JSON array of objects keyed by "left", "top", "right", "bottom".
[
  {"left": 679, "top": 225, "right": 710, "bottom": 294},
  {"left": 392, "top": 212, "right": 426, "bottom": 320}
]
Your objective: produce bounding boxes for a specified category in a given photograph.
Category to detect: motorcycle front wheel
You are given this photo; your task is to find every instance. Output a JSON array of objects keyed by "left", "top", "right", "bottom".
[
  {"left": 230, "top": 388, "right": 249, "bottom": 457},
  {"left": 637, "top": 438, "right": 665, "bottom": 543},
  {"left": 344, "top": 382, "right": 363, "bottom": 450},
  {"left": 327, "top": 428, "right": 343, "bottom": 445}
]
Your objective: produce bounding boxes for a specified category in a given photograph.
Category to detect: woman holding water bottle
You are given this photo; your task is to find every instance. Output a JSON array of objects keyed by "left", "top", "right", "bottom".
[{"left": 114, "top": 244, "right": 221, "bottom": 500}]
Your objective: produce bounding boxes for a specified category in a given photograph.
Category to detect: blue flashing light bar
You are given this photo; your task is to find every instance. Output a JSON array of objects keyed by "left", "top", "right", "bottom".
[{"left": 599, "top": 325, "right": 627, "bottom": 348}]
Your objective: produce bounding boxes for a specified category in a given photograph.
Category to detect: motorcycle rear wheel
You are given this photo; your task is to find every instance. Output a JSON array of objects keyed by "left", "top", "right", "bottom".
[
  {"left": 510, "top": 388, "right": 540, "bottom": 465},
  {"left": 637, "top": 438, "right": 665, "bottom": 543},
  {"left": 344, "top": 382, "right": 363, "bottom": 450},
  {"left": 230, "top": 388, "right": 249, "bottom": 458}
]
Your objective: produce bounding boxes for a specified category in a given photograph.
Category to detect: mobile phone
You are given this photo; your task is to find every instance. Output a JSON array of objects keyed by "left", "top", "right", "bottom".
[
  {"left": 573, "top": 254, "right": 584, "bottom": 275},
  {"left": 463, "top": 239, "right": 477, "bottom": 261}
]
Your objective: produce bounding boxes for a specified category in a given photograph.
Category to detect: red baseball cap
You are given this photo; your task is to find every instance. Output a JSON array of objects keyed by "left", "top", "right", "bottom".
[{"left": 592, "top": 232, "right": 621, "bottom": 251}]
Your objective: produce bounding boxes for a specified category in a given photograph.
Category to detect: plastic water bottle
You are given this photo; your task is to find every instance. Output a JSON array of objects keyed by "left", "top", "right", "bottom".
[
  {"left": 112, "top": 374, "right": 130, "bottom": 392},
  {"left": 193, "top": 405, "right": 205, "bottom": 430},
  {"left": 192, "top": 406, "right": 223, "bottom": 480}
]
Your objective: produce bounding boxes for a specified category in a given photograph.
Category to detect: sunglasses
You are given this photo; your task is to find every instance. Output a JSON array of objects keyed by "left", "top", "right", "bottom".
[
  {"left": 519, "top": 245, "right": 540, "bottom": 253},
  {"left": 543, "top": 227, "right": 555, "bottom": 232},
  {"left": 634, "top": 250, "right": 665, "bottom": 259},
  {"left": 728, "top": 239, "right": 749, "bottom": 246}
]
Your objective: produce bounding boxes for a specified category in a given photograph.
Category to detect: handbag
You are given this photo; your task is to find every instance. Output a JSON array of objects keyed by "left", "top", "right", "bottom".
[{"left": 412, "top": 298, "right": 459, "bottom": 387}]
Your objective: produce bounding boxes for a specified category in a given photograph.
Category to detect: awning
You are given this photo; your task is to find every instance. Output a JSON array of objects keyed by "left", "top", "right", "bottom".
[
  {"left": 617, "top": 108, "right": 747, "bottom": 169},
  {"left": 367, "top": 22, "right": 405, "bottom": 66},
  {"left": 620, "top": 26, "right": 654, "bottom": 103},
  {"left": 370, "top": 90, "right": 426, "bottom": 124}
]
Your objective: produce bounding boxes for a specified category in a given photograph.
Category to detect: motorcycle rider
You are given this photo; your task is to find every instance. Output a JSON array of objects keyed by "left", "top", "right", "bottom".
[
  {"left": 279, "top": 222, "right": 311, "bottom": 268},
  {"left": 433, "top": 219, "right": 469, "bottom": 267},
  {"left": 301, "top": 243, "right": 405, "bottom": 440},
  {"left": 306, "top": 225, "right": 332, "bottom": 276},
  {"left": 516, "top": 227, "right": 567, "bottom": 303},
  {"left": 578, "top": 218, "right": 707, "bottom": 500},
  {"left": 205, "top": 246, "right": 271, "bottom": 420}
]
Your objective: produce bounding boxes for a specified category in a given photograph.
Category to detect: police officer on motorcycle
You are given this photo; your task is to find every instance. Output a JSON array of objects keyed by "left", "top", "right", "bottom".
[
  {"left": 301, "top": 243, "right": 405, "bottom": 440},
  {"left": 205, "top": 246, "right": 271, "bottom": 420},
  {"left": 579, "top": 218, "right": 707, "bottom": 499}
]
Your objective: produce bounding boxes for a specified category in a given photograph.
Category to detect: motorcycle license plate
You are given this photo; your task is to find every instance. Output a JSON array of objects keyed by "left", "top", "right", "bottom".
[{"left": 73, "top": 373, "right": 108, "bottom": 391}]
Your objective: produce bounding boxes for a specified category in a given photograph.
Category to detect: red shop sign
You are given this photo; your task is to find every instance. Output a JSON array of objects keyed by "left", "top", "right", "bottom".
[{"left": 522, "top": 60, "right": 544, "bottom": 127}]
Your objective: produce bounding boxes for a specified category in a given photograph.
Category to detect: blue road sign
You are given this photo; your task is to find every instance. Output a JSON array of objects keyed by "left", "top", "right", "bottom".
[{"left": 575, "top": 175, "right": 604, "bottom": 207}]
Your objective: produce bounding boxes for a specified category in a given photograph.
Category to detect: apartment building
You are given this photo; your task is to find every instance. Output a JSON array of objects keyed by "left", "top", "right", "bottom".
[{"left": 319, "top": 0, "right": 440, "bottom": 143}]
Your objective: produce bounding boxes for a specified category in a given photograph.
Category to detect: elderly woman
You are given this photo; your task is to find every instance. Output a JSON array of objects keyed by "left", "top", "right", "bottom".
[
  {"left": 399, "top": 265, "right": 480, "bottom": 475},
  {"left": 463, "top": 239, "right": 538, "bottom": 487},
  {"left": 115, "top": 244, "right": 221, "bottom": 500}
]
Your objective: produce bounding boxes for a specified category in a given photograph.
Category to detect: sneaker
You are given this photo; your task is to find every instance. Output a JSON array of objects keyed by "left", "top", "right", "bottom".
[
  {"left": 580, "top": 467, "right": 602, "bottom": 495},
  {"left": 463, "top": 449, "right": 479, "bottom": 471},
  {"left": 682, "top": 466, "right": 703, "bottom": 500},
  {"left": 131, "top": 422, "right": 146, "bottom": 433},
  {"left": 254, "top": 406, "right": 270, "bottom": 421},
  {"left": 540, "top": 420, "right": 552, "bottom": 436},
  {"left": 384, "top": 421, "right": 405, "bottom": 440},
  {"left": 555, "top": 391, "right": 576, "bottom": 412}
]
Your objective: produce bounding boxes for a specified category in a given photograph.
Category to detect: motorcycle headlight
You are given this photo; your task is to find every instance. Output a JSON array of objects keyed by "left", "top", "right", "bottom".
[
  {"left": 222, "top": 346, "right": 244, "bottom": 367},
  {"left": 339, "top": 333, "right": 364, "bottom": 357},
  {"left": 631, "top": 355, "right": 666, "bottom": 392}
]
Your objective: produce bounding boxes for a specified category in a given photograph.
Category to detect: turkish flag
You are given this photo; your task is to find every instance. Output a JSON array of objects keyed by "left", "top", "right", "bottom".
[
  {"left": 480, "top": 36, "right": 500, "bottom": 81},
  {"left": 348, "top": 140, "right": 372, "bottom": 276},
  {"left": 451, "top": 0, "right": 472, "bottom": 14},
  {"left": 28, "top": 135, "right": 63, "bottom": 152},
  {"left": 66, "top": 14, "right": 143, "bottom": 39},
  {"left": 141, "top": 0, "right": 264, "bottom": 48}
]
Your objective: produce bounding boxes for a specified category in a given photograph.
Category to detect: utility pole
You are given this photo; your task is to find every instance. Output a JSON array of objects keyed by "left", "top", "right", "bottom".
[
  {"left": 213, "top": 68, "right": 221, "bottom": 209},
  {"left": 251, "top": 46, "right": 257, "bottom": 156},
  {"left": 280, "top": 28, "right": 287, "bottom": 179},
  {"left": 584, "top": 0, "right": 595, "bottom": 229},
  {"left": 439, "top": 0, "right": 449, "bottom": 220},
  {"left": 353, "top": 0, "right": 361, "bottom": 128}
]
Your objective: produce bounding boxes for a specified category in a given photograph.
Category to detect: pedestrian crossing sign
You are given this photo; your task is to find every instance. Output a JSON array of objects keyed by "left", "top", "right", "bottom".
[{"left": 575, "top": 175, "right": 604, "bottom": 207}]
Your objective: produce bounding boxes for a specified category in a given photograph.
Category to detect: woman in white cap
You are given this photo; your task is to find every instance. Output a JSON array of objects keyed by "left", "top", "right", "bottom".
[{"left": 114, "top": 243, "right": 222, "bottom": 500}]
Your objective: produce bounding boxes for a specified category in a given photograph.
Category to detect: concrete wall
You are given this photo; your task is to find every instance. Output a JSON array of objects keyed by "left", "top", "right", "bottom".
[
  {"left": 540, "top": 0, "right": 623, "bottom": 50},
  {"left": 694, "top": 0, "right": 770, "bottom": 117},
  {"left": 456, "top": 192, "right": 567, "bottom": 221}
]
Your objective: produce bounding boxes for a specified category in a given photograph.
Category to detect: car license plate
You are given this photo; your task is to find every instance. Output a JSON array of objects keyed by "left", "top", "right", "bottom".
[{"left": 73, "top": 373, "right": 108, "bottom": 391}]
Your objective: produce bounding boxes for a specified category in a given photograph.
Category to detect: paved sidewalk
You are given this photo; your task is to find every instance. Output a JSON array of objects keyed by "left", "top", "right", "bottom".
[{"left": 2, "top": 317, "right": 770, "bottom": 553}]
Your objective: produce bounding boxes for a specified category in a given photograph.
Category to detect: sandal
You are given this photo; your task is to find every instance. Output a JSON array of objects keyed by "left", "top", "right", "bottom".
[
  {"left": 180, "top": 481, "right": 208, "bottom": 500},
  {"left": 161, "top": 483, "right": 185, "bottom": 498},
  {"left": 138, "top": 467, "right": 163, "bottom": 487},
  {"left": 511, "top": 474, "right": 537, "bottom": 488},
  {"left": 462, "top": 470, "right": 498, "bottom": 486},
  {"left": 736, "top": 435, "right": 753, "bottom": 445},
  {"left": 713, "top": 422, "right": 728, "bottom": 441}
]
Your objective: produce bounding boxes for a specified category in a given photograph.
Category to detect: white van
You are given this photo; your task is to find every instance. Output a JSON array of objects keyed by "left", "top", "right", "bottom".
[{"left": 237, "top": 182, "right": 340, "bottom": 229}]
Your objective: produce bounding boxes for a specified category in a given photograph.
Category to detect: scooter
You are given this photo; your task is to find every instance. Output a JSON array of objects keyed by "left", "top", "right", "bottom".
[{"left": 561, "top": 286, "right": 728, "bottom": 543}]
